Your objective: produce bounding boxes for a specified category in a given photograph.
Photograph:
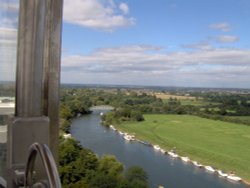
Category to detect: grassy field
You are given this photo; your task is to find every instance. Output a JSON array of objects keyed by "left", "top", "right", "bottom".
[
  {"left": 180, "top": 100, "right": 219, "bottom": 106},
  {"left": 154, "top": 93, "right": 220, "bottom": 106},
  {"left": 115, "top": 115, "right": 250, "bottom": 182},
  {"left": 154, "top": 93, "right": 196, "bottom": 100}
]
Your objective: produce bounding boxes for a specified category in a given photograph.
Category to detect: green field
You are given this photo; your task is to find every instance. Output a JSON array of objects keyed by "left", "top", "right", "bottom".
[
  {"left": 115, "top": 115, "right": 250, "bottom": 182},
  {"left": 161, "top": 98, "right": 220, "bottom": 106},
  {"left": 180, "top": 100, "right": 220, "bottom": 106}
]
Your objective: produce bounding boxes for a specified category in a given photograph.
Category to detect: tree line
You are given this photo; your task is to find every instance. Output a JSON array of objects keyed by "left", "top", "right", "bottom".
[
  {"left": 60, "top": 87, "right": 250, "bottom": 127},
  {"left": 59, "top": 87, "right": 149, "bottom": 187},
  {"left": 59, "top": 137, "right": 149, "bottom": 188}
]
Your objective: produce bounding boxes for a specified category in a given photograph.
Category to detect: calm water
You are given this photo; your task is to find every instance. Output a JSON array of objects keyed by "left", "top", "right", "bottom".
[{"left": 71, "top": 109, "right": 249, "bottom": 188}]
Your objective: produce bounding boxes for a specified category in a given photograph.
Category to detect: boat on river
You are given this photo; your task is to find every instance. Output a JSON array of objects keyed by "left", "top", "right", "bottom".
[
  {"left": 63, "top": 133, "right": 71, "bottom": 139},
  {"left": 141, "top": 140, "right": 151, "bottom": 146},
  {"left": 192, "top": 161, "right": 203, "bottom": 167},
  {"left": 160, "top": 149, "right": 166, "bottom": 154},
  {"left": 217, "top": 170, "right": 228, "bottom": 177},
  {"left": 227, "top": 175, "right": 242, "bottom": 181},
  {"left": 109, "top": 125, "right": 117, "bottom": 131},
  {"left": 205, "top": 166, "right": 216, "bottom": 173},
  {"left": 168, "top": 151, "right": 178, "bottom": 158},
  {"left": 153, "top": 145, "right": 161, "bottom": 150},
  {"left": 124, "top": 134, "right": 135, "bottom": 141},
  {"left": 181, "top": 156, "right": 190, "bottom": 162},
  {"left": 71, "top": 110, "right": 249, "bottom": 188}
]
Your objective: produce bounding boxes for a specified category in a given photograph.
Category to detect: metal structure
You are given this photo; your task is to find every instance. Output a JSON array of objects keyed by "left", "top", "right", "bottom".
[
  {"left": 25, "top": 143, "right": 61, "bottom": 188},
  {"left": 3, "top": 0, "right": 64, "bottom": 187}
]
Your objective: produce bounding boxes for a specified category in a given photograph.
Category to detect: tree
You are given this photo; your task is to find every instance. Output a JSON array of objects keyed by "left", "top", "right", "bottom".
[
  {"left": 98, "top": 155, "right": 123, "bottom": 177},
  {"left": 89, "top": 174, "right": 119, "bottom": 188},
  {"left": 59, "top": 138, "right": 81, "bottom": 166},
  {"left": 126, "top": 166, "right": 149, "bottom": 188},
  {"left": 60, "top": 104, "right": 73, "bottom": 120},
  {"left": 131, "top": 110, "right": 144, "bottom": 121}
]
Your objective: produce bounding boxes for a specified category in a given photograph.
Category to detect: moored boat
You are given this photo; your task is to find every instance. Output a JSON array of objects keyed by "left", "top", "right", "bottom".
[
  {"left": 63, "top": 133, "right": 71, "bottom": 139},
  {"left": 192, "top": 161, "right": 203, "bottom": 167},
  {"left": 118, "top": 131, "right": 124, "bottom": 135},
  {"left": 168, "top": 151, "right": 178, "bottom": 158},
  {"left": 227, "top": 175, "right": 242, "bottom": 181},
  {"left": 109, "top": 125, "right": 117, "bottom": 131},
  {"left": 153, "top": 145, "right": 161, "bottom": 150},
  {"left": 124, "top": 135, "right": 132, "bottom": 141},
  {"left": 123, "top": 134, "right": 135, "bottom": 141},
  {"left": 205, "top": 166, "right": 215, "bottom": 173},
  {"left": 181, "top": 156, "right": 190, "bottom": 162},
  {"left": 217, "top": 170, "right": 228, "bottom": 177}
]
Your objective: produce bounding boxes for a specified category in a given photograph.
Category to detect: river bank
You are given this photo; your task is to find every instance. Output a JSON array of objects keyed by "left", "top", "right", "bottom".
[
  {"left": 71, "top": 109, "right": 249, "bottom": 188},
  {"left": 109, "top": 114, "right": 250, "bottom": 186}
]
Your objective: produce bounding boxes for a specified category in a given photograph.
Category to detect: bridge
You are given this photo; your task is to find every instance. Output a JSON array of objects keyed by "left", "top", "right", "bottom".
[{"left": 90, "top": 105, "right": 114, "bottom": 110}]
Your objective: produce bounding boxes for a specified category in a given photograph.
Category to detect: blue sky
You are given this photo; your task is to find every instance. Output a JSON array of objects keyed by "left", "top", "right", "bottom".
[
  {"left": 61, "top": 0, "right": 250, "bottom": 88},
  {"left": 1, "top": 0, "right": 250, "bottom": 88}
]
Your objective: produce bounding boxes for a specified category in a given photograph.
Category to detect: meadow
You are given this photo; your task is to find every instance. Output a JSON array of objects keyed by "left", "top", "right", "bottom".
[
  {"left": 153, "top": 93, "right": 220, "bottom": 106},
  {"left": 116, "top": 114, "right": 250, "bottom": 182}
]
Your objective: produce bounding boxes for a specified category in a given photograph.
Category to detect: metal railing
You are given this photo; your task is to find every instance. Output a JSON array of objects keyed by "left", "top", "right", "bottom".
[{"left": 24, "top": 143, "right": 61, "bottom": 188}]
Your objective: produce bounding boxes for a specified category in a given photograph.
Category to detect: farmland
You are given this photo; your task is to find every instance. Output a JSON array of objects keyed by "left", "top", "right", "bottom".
[{"left": 154, "top": 93, "right": 196, "bottom": 100}]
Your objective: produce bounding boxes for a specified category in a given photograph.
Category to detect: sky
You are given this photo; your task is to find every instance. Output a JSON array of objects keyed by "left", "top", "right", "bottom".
[
  {"left": 0, "top": 0, "right": 18, "bottom": 81},
  {"left": 1, "top": 0, "right": 250, "bottom": 88}
]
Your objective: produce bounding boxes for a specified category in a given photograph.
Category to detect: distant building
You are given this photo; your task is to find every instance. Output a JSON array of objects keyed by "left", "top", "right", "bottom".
[
  {"left": 0, "top": 102, "right": 15, "bottom": 115},
  {"left": 1, "top": 99, "right": 14, "bottom": 103},
  {"left": 0, "top": 102, "right": 14, "bottom": 177}
]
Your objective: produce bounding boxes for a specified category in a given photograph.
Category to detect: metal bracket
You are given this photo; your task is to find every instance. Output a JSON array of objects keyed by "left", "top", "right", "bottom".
[{"left": 13, "top": 169, "right": 25, "bottom": 186}]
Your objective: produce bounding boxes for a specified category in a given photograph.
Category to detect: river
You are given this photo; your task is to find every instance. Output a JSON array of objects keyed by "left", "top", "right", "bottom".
[{"left": 70, "top": 109, "right": 249, "bottom": 188}]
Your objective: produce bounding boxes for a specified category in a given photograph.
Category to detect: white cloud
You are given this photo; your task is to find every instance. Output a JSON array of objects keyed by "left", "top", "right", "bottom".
[
  {"left": 209, "top": 22, "right": 232, "bottom": 32},
  {"left": 0, "top": 27, "right": 17, "bottom": 81},
  {"left": 182, "top": 42, "right": 213, "bottom": 51},
  {"left": 0, "top": 1, "right": 19, "bottom": 28},
  {"left": 217, "top": 35, "right": 239, "bottom": 43},
  {"left": 0, "top": 17, "right": 18, "bottom": 28},
  {"left": 63, "top": 0, "right": 135, "bottom": 31},
  {"left": 61, "top": 45, "right": 250, "bottom": 88},
  {"left": 0, "top": 1, "right": 19, "bottom": 81},
  {"left": 119, "top": 3, "right": 129, "bottom": 14},
  {"left": 0, "top": 1, "right": 19, "bottom": 12}
]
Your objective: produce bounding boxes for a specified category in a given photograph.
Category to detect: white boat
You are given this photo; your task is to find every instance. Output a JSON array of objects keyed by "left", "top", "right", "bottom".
[
  {"left": 205, "top": 166, "right": 215, "bottom": 173},
  {"left": 192, "top": 161, "right": 203, "bottom": 167},
  {"left": 124, "top": 135, "right": 132, "bottom": 141},
  {"left": 160, "top": 149, "right": 165, "bottom": 154},
  {"left": 124, "top": 135, "right": 134, "bottom": 141},
  {"left": 217, "top": 170, "right": 228, "bottom": 177},
  {"left": 100, "top": 112, "right": 104, "bottom": 116},
  {"left": 63, "top": 133, "right": 71, "bottom": 139},
  {"left": 153, "top": 145, "right": 161, "bottom": 150},
  {"left": 118, "top": 131, "right": 124, "bottom": 135},
  {"left": 181, "top": 157, "right": 190, "bottom": 162},
  {"left": 227, "top": 175, "right": 242, "bottom": 181},
  {"left": 168, "top": 151, "right": 178, "bottom": 158},
  {"left": 109, "top": 125, "right": 116, "bottom": 131}
]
